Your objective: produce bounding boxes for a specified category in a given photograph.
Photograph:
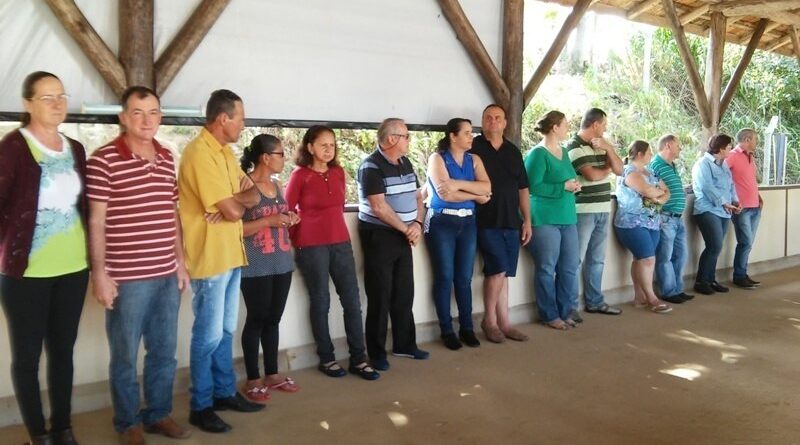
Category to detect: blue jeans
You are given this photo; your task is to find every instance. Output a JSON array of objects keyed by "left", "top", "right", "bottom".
[
  {"left": 425, "top": 214, "right": 477, "bottom": 335},
  {"left": 528, "top": 224, "right": 579, "bottom": 323},
  {"left": 106, "top": 275, "right": 180, "bottom": 432},
  {"left": 295, "top": 242, "right": 367, "bottom": 366},
  {"left": 694, "top": 212, "right": 730, "bottom": 284},
  {"left": 732, "top": 207, "right": 761, "bottom": 279},
  {"left": 576, "top": 212, "right": 609, "bottom": 309},
  {"left": 189, "top": 268, "right": 241, "bottom": 411},
  {"left": 655, "top": 215, "right": 688, "bottom": 297}
]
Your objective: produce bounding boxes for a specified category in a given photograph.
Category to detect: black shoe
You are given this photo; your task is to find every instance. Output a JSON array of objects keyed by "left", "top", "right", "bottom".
[
  {"left": 213, "top": 392, "right": 265, "bottom": 412},
  {"left": 679, "top": 292, "right": 695, "bottom": 301},
  {"left": 710, "top": 281, "right": 729, "bottom": 293},
  {"left": 349, "top": 363, "right": 380, "bottom": 381},
  {"left": 585, "top": 303, "right": 622, "bottom": 315},
  {"left": 442, "top": 333, "right": 462, "bottom": 350},
  {"left": 318, "top": 361, "right": 347, "bottom": 378},
  {"left": 370, "top": 357, "right": 390, "bottom": 371},
  {"left": 733, "top": 277, "right": 756, "bottom": 289},
  {"left": 661, "top": 294, "right": 685, "bottom": 304},
  {"left": 189, "top": 408, "right": 231, "bottom": 433},
  {"left": 693, "top": 282, "right": 715, "bottom": 295},
  {"left": 392, "top": 348, "right": 430, "bottom": 360},
  {"left": 51, "top": 428, "right": 77, "bottom": 445},
  {"left": 459, "top": 330, "right": 481, "bottom": 347},
  {"left": 745, "top": 275, "right": 761, "bottom": 286},
  {"left": 27, "top": 433, "right": 53, "bottom": 445}
]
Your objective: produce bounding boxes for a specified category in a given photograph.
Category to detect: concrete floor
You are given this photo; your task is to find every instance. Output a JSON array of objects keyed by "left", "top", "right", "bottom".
[{"left": 2, "top": 267, "right": 800, "bottom": 445}]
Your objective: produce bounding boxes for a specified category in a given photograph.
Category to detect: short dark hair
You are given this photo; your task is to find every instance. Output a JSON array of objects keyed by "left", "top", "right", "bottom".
[
  {"left": 581, "top": 108, "right": 606, "bottom": 129},
  {"left": 534, "top": 110, "right": 566, "bottom": 135},
  {"left": 21, "top": 71, "right": 60, "bottom": 127},
  {"left": 241, "top": 134, "right": 282, "bottom": 172},
  {"left": 121, "top": 86, "right": 160, "bottom": 110},
  {"left": 295, "top": 125, "right": 340, "bottom": 168},
  {"left": 206, "top": 89, "right": 242, "bottom": 124},
  {"left": 437, "top": 118, "right": 471, "bottom": 153},
  {"left": 707, "top": 133, "right": 733, "bottom": 154},
  {"left": 482, "top": 103, "right": 506, "bottom": 117}
]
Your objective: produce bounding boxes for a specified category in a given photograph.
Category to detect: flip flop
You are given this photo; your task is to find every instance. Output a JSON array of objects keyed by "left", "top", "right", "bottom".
[
  {"left": 650, "top": 303, "right": 672, "bottom": 314},
  {"left": 241, "top": 384, "right": 270, "bottom": 404},
  {"left": 545, "top": 319, "right": 570, "bottom": 330},
  {"left": 267, "top": 377, "right": 300, "bottom": 393}
]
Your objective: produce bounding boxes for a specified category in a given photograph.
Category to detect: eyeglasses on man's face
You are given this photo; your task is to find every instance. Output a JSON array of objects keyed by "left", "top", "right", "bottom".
[
  {"left": 31, "top": 94, "right": 70, "bottom": 105},
  {"left": 392, "top": 133, "right": 410, "bottom": 140}
]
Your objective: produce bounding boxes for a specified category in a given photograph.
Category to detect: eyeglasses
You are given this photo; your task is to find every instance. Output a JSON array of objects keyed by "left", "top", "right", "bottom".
[
  {"left": 268, "top": 152, "right": 285, "bottom": 158},
  {"left": 31, "top": 94, "right": 70, "bottom": 105},
  {"left": 392, "top": 133, "right": 410, "bottom": 140}
]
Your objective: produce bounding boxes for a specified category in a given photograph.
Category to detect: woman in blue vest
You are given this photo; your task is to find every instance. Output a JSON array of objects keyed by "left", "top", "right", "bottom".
[{"left": 425, "top": 118, "right": 491, "bottom": 350}]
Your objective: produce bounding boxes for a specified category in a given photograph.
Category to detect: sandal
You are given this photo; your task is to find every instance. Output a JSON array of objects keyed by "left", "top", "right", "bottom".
[
  {"left": 649, "top": 303, "right": 672, "bottom": 314},
  {"left": 565, "top": 318, "right": 578, "bottom": 328},
  {"left": 545, "top": 319, "right": 570, "bottom": 330},
  {"left": 318, "top": 361, "right": 347, "bottom": 378},
  {"left": 241, "top": 384, "right": 270, "bottom": 404},
  {"left": 501, "top": 327, "right": 529, "bottom": 342},
  {"left": 265, "top": 377, "right": 300, "bottom": 393},
  {"left": 585, "top": 303, "right": 622, "bottom": 315},
  {"left": 348, "top": 363, "right": 380, "bottom": 381}
]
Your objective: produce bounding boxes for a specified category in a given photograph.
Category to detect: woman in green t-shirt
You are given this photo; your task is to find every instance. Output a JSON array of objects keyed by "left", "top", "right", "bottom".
[{"left": 524, "top": 111, "right": 581, "bottom": 330}]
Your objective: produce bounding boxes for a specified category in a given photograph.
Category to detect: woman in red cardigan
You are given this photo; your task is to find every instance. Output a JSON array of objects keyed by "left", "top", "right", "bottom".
[
  {"left": 0, "top": 72, "right": 89, "bottom": 445},
  {"left": 284, "top": 126, "right": 378, "bottom": 381}
]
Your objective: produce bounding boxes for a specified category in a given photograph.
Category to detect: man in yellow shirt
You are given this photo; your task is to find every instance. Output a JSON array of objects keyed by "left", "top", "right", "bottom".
[{"left": 178, "top": 90, "right": 262, "bottom": 434}]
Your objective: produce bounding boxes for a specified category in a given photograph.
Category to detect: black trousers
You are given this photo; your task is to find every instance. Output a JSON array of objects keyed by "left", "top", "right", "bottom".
[
  {"left": 240, "top": 272, "right": 292, "bottom": 379},
  {"left": 358, "top": 224, "right": 417, "bottom": 360},
  {"left": 0, "top": 269, "right": 88, "bottom": 436}
]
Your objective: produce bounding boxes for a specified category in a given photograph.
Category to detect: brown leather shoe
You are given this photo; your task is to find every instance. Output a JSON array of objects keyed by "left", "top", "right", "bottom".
[
  {"left": 119, "top": 425, "right": 145, "bottom": 445},
  {"left": 144, "top": 417, "right": 191, "bottom": 439},
  {"left": 26, "top": 433, "right": 53, "bottom": 445}
]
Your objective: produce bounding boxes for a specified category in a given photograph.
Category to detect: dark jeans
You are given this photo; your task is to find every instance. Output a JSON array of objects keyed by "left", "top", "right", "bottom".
[
  {"left": 106, "top": 275, "right": 180, "bottom": 432},
  {"left": 296, "top": 242, "right": 367, "bottom": 366},
  {"left": 240, "top": 272, "right": 293, "bottom": 378},
  {"left": 0, "top": 269, "right": 88, "bottom": 436},
  {"left": 358, "top": 223, "right": 417, "bottom": 360},
  {"left": 425, "top": 214, "right": 477, "bottom": 335},
  {"left": 694, "top": 212, "right": 730, "bottom": 284}
]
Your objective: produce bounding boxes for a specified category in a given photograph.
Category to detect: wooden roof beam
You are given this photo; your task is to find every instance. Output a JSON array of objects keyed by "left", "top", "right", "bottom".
[
  {"left": 502, "top": 0, "right": 524, "bottom": 146},
  {"left": 627, "top": 0, "right": 660, "bottom": 20},
  {"left": 716, "top": 0, "right": 800, "bottom": 17},
  {"left": 735, "top": 20, "right": 779, "bottom": 44},
  {"left": 43, "top": 0, "right": 126, "bottom": 96},
  {"left": 437, "top": 0, "right": 510, "bottom": 104},
  {"left": 720, "top": 19, "right": 768, "bottom": 117},
  {"left": 524, "top": 0, "right": 593, "bottom": 107},
  {"left": 681, "top": 4, "right": 710, "bottom": 25},
  {"left": 768, "top": 34, "right": 792, "bottom": 51},
  {"left": 661, "top": 0, "right": 712, "bottom": 129},
  {"left": 119, "top": 0, "right": 154, "bottom": 88},
  {"left": 154, "top": 0, "right": 230, "bottom": 96}
]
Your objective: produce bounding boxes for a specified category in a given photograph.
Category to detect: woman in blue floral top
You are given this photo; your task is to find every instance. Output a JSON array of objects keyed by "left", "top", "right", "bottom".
[{"left": 614, "top": 141, "right": 672, "bottom": 314}]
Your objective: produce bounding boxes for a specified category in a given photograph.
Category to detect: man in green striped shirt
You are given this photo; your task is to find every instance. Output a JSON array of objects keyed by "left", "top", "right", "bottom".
[
  {"left": 566, "top": 108, "right": 624, "bottom": 319},
  {"left": 649, "top": 135, "right": 694, "bottom": 304}
]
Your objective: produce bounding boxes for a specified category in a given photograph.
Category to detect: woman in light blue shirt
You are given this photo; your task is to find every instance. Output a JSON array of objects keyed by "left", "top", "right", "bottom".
[{"left": 691, "top": 134, "right": 741, "bottom": 295}]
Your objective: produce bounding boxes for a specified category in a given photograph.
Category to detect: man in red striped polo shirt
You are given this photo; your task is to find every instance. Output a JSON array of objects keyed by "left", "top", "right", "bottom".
[{"left": 87, "top": 86, "right": 191, "bottom": 445}]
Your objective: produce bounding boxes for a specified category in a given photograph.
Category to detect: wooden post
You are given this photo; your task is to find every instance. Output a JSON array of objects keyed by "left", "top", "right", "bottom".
[
  {"left": 523, "top": 0, "right": 593, "bottom": 107},
  {"left": 790, "top": 26, "right": 800, "bottom": 65},
  {"left": 502, "top": 0, "right": 524, "bottom": 146},
  {"left": 660, "top": 0, "right": 712, "bottom": 131},
  {"left": 720, "top": 19, "right": 768, "bottom": 117},
  {"left": 119, "top": 0, "right": 154, "bottom": 89},
  {"left": 704, "top": 11, "right": 726, "bottom": 134},
  {"left": 154, "top": 0, "right": 231, "bottom": 95},
  {"left": 43, "top": 0, "right": 127, "bottom": 96},
  {"left": 437, "top": 0, "right": 510, "bottom": 105}
]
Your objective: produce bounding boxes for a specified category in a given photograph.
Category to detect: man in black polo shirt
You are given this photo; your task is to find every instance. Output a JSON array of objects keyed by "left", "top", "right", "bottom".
[{"left": 469, "top": 104, "right": 532, "bottom": 343}]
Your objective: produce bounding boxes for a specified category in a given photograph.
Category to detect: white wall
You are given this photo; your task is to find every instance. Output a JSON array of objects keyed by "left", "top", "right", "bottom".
[
  {"left": 0, "top": 0, "right": 500, "bottom": 125},
  {"left": 1, "top": 187, "right": 797, "bottom": 400}
]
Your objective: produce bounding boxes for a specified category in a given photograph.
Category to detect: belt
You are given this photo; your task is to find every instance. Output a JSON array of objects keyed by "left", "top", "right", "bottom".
[
  {"left": 436, "top": 208, "right": 474, "bottom": 217},
  {"left": 662, "top": 211, "right": 683, "bottom": 218}
]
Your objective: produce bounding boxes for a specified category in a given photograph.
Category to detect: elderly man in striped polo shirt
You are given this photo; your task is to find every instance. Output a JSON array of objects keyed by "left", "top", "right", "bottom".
[
  {"left": 649, "top": 135, "right": 695, "bottom": 304},
  {"left": 357, "top": 118, "right": 429, "bottom": 371},
  {"left": 87, "top": 86, "right": 191, "bottom": 444}
]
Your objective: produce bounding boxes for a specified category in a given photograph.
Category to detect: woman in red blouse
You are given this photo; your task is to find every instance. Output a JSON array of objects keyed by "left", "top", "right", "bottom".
[{"left": 284, "top": 126, "right": 378, "bottom": 381}]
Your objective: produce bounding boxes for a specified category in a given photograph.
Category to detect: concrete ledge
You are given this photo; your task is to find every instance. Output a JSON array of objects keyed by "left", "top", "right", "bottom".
[{"left": 1, "top": 255, "right": 796, "bottom": 428}]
